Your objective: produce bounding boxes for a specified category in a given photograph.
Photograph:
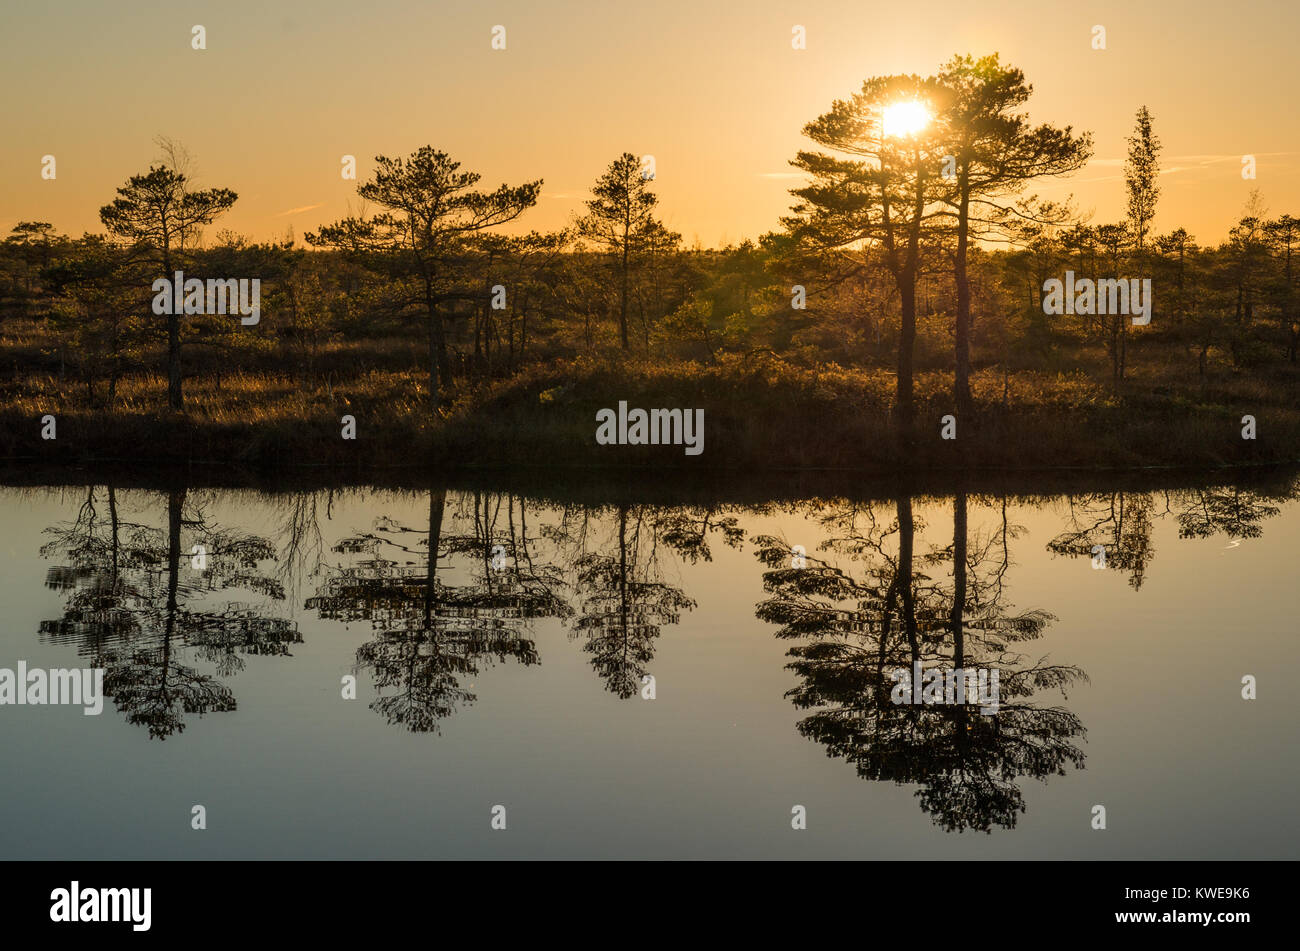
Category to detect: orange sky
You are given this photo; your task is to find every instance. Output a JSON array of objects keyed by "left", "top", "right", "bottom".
[{"left": 2, "top": 0, "right": 1296, "bottom": 248}]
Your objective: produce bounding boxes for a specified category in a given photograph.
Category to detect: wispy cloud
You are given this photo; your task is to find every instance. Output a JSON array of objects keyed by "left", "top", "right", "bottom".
[
  {"left": 1090, "top": 153, "right": 1297, "bottom": 176},
  {"left": 273, "top": 202, "right": 324, "bottom": 218}
]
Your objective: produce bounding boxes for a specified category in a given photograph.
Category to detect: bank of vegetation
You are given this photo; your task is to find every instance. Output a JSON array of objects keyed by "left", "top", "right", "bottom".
[{"left": 2, "top": 56, "right": 1296, "bottom": 473}]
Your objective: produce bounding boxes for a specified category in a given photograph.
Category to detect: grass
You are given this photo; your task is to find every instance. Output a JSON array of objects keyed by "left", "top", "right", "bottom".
[
  {"left": 1, "top": 320, "right": 1297, "bottom": 474},
  {"left": 436, "top": 354, "right": 1297, "bottom": 471}
]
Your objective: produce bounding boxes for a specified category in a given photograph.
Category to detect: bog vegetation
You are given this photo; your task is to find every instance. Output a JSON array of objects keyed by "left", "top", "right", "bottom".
[{"left": 2, "top": 55, "right": 1297, "bottom": 471}]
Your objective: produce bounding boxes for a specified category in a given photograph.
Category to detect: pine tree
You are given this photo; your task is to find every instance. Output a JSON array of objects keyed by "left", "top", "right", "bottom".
[{"left": 1124, "top": 106, "right": 1162, "bottom": 253}]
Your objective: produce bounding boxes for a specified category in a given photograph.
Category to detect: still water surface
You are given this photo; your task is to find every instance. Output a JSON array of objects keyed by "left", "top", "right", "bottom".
[{"left": 1, "top": 479, "right": 1296, "bottom": 858}]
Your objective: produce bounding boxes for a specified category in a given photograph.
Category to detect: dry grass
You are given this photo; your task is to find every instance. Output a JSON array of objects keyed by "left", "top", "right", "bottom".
[{"left": 1, "top": 321, "right": 1297, "bottom": 472}]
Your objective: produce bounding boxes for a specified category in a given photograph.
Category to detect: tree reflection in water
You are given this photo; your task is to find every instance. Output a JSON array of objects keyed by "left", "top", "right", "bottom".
[
  {"left": 755, "top": 493, "right": 1088, "bottom": 832},
  {"left": 306, "top": 489, "right": 568, "bottom": 733},
  {"left": 40, "top": 486, "right": 300, "bottom": 739}
]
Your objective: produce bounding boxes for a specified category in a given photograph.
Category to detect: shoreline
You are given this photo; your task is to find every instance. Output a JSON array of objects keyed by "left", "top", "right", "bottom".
[
  {"left": 4, "top": 357, "right": 1296, "bottom": 492},
  {"left": 2, "top": 445, "right": 1296, "bottom": 501}
]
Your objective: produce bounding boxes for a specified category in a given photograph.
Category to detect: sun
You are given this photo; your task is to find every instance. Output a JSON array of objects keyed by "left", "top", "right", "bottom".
[{"left": 882, "top": 101, "right": 931, "bottom": 138}]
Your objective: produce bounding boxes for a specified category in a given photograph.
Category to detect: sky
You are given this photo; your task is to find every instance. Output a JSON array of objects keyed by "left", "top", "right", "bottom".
[{"left": 2, "top": 0, "right": 1297, "bottom": 248}]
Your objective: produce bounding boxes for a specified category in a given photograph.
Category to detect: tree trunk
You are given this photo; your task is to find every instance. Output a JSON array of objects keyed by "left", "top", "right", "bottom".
[
  {"left": 954, "top": 186, "right": 973, "bottom": 418},
  {"left": 166, "top": 488, "right": 184, "bottom": 629},
  {"left": 165, "top": 313, "right": 183, "bottom": 410},
  {"left": 428, "top": 312, "right": 440, "bottom": 404},
  {"left": 896, "top": 270, "right": 917, "bottom": 436},
  {"left": 898, "top": 496, "right": 917, "bottom": 659},
  {"left": 162, "top": 246, "right": 182, "bottom": 412},
  {"left": 425, "top": 276, "right": 449, "bottom": 405},
  {"left": 619, "top": 241, "right": 630, "bottom": 350},
  {"left": 424, "top": 487, "right": 445, "bottom": 628},
  {"left": 618, "top": 503, "right": 629, "bottom": 662},
  {"left": 950, "top": 491, "right": 967, "bottom": 676}
]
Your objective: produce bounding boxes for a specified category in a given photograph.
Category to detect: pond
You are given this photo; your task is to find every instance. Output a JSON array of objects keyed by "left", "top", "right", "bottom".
[{"left": 1, "top": 475, "right": 1295, "bottom": 859}]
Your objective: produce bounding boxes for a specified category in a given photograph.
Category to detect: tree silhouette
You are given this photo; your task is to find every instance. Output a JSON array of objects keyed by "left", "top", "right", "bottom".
[
  {"left": 39, "top": 487, "right": 299, "bottom": 739},
  {"left": 98, "top": 155, "right": 238, "bottom": 410},
  {"left": 305, "top": 489, "right": 567, "bottom": 733},
  {"left": 1168, "top": 485, "right": 1283, "bottom": 540},
  {"left": 577, "top": 153, "right": 680, "bottom": 350},
  {"left": 1047, "top": 491, "right": 1154, "bottom": 589},
  {"left": 563, "top": 503, "right": 697, "bottom": 698},
  {"left": 754, "top": 494, "right": 1087, "bottom": 832},
  {"left": 1124, "top": 106, "right": 1162, "bottom": 255},
  {"left": 785, "top": 73, "right": 947, "bottom": 435},
  {"left": 307, "top": 147, "right": 541, "bottom": 403},
  {"left": 935, "top": 54, "right": 1091, "bottom": 417}
]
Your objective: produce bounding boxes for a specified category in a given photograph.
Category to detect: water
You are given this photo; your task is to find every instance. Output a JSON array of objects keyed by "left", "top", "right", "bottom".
[{"left": 1, "top": 477, "right": 1296, "bottom": 859}]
